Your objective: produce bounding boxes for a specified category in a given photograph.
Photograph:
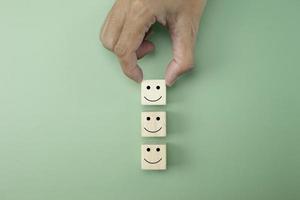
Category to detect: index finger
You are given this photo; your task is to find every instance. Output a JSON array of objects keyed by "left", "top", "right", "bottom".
[{"left": 113, "top": 7, "right": 155, "bottom": 82}]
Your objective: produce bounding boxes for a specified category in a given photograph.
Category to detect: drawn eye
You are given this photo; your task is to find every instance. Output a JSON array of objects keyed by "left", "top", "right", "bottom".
[
  {"left": 156, "top": 117, "right": 160, "bottom": 121},
  {"left": 146, "top": 86, "right": 151, "bottom": 90},
  {"left": 146, "top": 117, "right": 150, "bottom": 121},
  {"left": 156, "top": 86, "right": 160, "bottom": 90},
  {"left": 146, "top": 148, "right": 151, "bottom": 152},
  {"left": 156, "top": 148, "right": 160, "bottom": 152}
]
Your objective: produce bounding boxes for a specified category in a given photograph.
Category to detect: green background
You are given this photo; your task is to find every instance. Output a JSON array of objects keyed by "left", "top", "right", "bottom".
[{"left": 0, "top": 0, "right": 300, "bottom": 199}]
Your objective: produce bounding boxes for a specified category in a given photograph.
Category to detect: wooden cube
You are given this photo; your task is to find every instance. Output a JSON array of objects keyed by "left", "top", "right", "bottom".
[
  {"left": 141, "top": 144, "right": 167, "bottom": 170},
  {"left": 141, "top": 112, "right": 166, "bottom": 137},
  {"left": 141, "top": 80, "right": 166, "bottom": 105}
]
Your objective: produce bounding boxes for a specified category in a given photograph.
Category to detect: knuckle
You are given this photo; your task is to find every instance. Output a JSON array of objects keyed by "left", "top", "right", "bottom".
[
  {"left": 178, "top": 57, "right": 194, "bottom": 74},
  {"left": 131, "top": 0, "right": 145, "bottom": 11},
  {"left": 114, "top": 43, "right": 127, "bottom": 57},
  {"left": 131, "top": 0, "right": 152, "bottom": 19},
  {"left": 179, "top": 65, "right": 193, "bottom": 75}
]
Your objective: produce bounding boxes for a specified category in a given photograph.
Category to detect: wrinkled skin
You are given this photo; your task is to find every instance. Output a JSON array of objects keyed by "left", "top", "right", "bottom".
[{"left": 100, "top": 0, "right": 206, "bottom": 86}]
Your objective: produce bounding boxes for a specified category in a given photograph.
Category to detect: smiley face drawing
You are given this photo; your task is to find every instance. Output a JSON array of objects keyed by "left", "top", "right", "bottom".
[
  {"left": 141, "top": 144, "right": 166, "bottom": 170},
  {"left": 141, "top": 112, "right": 166, "bottom": 137},
  {"left": 141, "top": 80, "right": 166, "bottom": 105}
]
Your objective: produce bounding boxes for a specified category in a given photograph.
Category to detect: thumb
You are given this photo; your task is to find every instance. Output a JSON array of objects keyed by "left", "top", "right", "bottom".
[{"left": 165, "top": 17, "right": 198, "bottom": 86}]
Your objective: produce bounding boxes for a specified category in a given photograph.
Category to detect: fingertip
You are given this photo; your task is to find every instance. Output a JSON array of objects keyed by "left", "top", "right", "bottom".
[
  {"left": 123, "top": 65, "right": 143, "bottom": 83},
  {"left": 165, "top": 60, "right": 179, "bottom": 87},
  {"left": 132, "top": 66, "right": 144, "bottom": 83},
  {"left": 165, "top": 73, "right": 177, "bottom": 87},
  {"left": 137, "top": 41, "right": 155, "bottom": 59},
  {"left": 118, "top": 52, "right": 143, "bottom": 84},
  {"left": 136, "top": 68, "right": 143, "bottom": 83},
  {"left": 146, "top": 41, "right": 155, "bottom": 52}
]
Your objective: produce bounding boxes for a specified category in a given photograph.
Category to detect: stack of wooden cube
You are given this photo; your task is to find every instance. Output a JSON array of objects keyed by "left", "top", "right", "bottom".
[{"left": 141, "top": 80, "right": 167, "bottom": 170}]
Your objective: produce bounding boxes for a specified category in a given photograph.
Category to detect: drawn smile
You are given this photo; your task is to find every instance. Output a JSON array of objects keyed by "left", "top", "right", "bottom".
[
  {"left": 144, "top": 96, "right": 162, "bottom": 102},
  {"left": 144, "top": 158, "right": 162, "bottom": 164},
  {"left": 144, "top": 127, "right": 162, "bottom": 133}
]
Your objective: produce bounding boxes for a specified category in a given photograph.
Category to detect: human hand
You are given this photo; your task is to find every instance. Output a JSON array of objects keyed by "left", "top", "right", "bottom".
[{"left": 100, "top": 0, "right": 206, "bottom": 86}]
